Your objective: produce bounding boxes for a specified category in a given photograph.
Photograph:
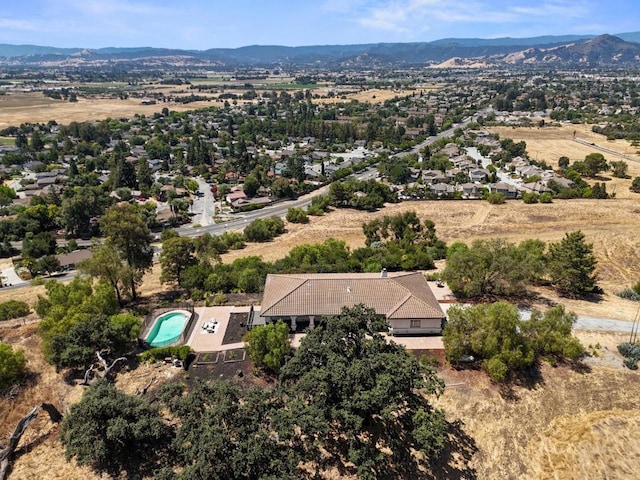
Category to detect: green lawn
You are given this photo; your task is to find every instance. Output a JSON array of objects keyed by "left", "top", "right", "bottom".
[{"left": 0, "top": 137, "right": 16, "bottom": 146}]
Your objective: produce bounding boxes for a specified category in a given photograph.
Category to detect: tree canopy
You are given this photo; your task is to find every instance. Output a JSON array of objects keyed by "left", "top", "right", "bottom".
[
  {"left": 160, "top": 236, "right": 197, "bottom": 287},
  {"left": 280, "top": 305, "right": 447, "bottom": 477},
  {"left": 547, "top": 231, "right": 598, "bottom": 297},
  {"left": 243, "top": 320, "right": 291, "bottom": 374},
  {"left": 442, "top": 238, "right": 545, "bottom": 298},
  {"left": 443, "top": 302, "right": 583, "bottom": 381},
  {"left": 61, "top": 380, "right": 171, "bottom": 478},
  {"left": 100, "top": 203, "right": 153, "bottom": 300}
]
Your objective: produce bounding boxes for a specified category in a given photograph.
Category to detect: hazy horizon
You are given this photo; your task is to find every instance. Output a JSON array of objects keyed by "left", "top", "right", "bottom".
[{"left": 1, "top": 1, "right": 638, "bottom": 50}]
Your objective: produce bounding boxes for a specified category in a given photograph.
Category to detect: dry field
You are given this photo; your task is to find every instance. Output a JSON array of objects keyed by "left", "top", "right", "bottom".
[
  {"left": 436, "top": 331, "right": 640, "bottom": 480},
  {"left": 0, "top": 91, "right": 223, "bottom": 129}
]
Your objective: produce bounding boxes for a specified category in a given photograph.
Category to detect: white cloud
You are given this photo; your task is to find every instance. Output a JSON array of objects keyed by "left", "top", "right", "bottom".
[
  {"left": 0, "top": 18, "right": 43, "bottom": 32},
  {"left": 352, "top": 0, "right": 595, "bottom": 36}
]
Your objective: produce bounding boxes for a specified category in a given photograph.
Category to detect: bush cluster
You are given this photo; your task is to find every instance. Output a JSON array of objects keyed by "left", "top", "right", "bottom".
[
  {"left": 618, "top": 342, "right": 640, "bottom": 370},
  {"left": 140, "top": 345, "right": 192, "bottom": 362},
  {"left": 616, "top": 288, "right": 640, "bottom": 301},
  {"left": 0, "top": 300, "right": 31, "bottom": 321}
]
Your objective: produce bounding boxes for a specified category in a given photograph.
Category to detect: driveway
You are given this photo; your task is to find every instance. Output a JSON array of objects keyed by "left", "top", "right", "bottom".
[{"left": 1, "top": 265, "right": 26, "bottom": 287}]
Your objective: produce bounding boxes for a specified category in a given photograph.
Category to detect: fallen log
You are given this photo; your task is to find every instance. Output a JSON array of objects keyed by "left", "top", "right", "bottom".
[{"left": 0, "top": 405, "right": 39, "bottom": 480}]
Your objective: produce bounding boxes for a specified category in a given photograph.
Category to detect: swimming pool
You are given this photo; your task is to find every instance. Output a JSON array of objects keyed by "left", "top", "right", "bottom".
[{"left": 146, "top": 310, "right": 190, "bottom": 347}]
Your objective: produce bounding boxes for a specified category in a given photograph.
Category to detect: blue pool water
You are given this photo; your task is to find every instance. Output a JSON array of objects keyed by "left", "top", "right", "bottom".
[{"left": 146, "top": 311, "right": 188, "bottom": 347}]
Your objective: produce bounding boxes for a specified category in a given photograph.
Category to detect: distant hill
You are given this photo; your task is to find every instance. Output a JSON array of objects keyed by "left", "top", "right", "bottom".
[
  {"left": 498, "top": 34, "right": 640, "bottom": 66},
  {"left": 429, "top": 34, "right": 594, "bottom": 47},
  {"left": 1, "top": 32, "right": 639, "bottom": 67},
  {"left": 0, "top": 44, "right": 80, "bottom": 57}
]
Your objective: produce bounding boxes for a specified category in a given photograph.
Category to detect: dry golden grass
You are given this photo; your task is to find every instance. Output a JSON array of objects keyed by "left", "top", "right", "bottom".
[
  {"left": 0, "top": 92, "right": 223, "bottom": 129},
  {"left": 436, "top": 337, "right": 640, "bottom": 480},
  {"left": 222, "top": 194, "right": 640, "bottom": 320},
  {"left": 0, "top": 321, "right": 180, "bottom": 480},
  {"left": 313, "top": 87, "right": 423, "bottom": 105},
  {"left": 0, "top": 323, "right": 100, "bottom": 480}
]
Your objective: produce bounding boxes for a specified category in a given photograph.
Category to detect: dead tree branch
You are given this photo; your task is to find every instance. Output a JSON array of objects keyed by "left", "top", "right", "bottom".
[
  {"left": 0, "top": 405, "right": 39, "bottom": 480},
  {"left": 136, "top": 377, "right": 156, "bottom": 396},
  {"left": 96, "top": 351, "right": 127, "bottom": 382}
]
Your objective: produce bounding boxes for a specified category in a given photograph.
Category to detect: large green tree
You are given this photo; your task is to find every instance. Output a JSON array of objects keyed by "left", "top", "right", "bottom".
[
  {"left": 159, "top": 236, "right": 197, "bottom": 287},
  {"left": 442, "top": 238, "right": 539, "bottom": 298},
  {"left": 444, "top": 303, "right": 534, "bottom": 381},
  {"left": 36, "top": 277, "right": 119, "bottom": 359},
  {"left": 100, "top": 204, "right": 153, "bottom": 300},
  {"left": 443, "top": 302, "right": 584, "bottom": 381},
  {"left": 79, "top": 243, "right": 133, "bottom": 307},
  {"left": 47, "top": 313, "right": 141, "bottom": 371},
  {"left": 280, "top": 305, "right": 447, "bottom": 477},
  {"left": 59, "top": 186, "right": 109, "bottom": 238},
  {"left": 547, "top": 231, "right": 598, "bottom": 297},
  {"left": 61, "top": 381, "right": 171, "bottom": 478},
  {"left": 22, "top": 231, "right": 57, "bottom": 259}
]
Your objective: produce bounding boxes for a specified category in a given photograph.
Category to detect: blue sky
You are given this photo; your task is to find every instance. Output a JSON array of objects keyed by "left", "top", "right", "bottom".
[{"left": 0, "top": 0, "right": 637, "bottom": 49}]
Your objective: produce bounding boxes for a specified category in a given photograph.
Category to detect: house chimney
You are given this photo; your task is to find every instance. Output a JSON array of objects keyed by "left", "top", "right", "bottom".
[{"left": 381, "top": 268, "right": 387, "bottom": 278}]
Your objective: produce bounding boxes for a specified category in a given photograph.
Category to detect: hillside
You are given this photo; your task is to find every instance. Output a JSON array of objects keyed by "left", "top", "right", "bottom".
[{"left": 1, "top": 33, "right": 639, "bottom": 68}]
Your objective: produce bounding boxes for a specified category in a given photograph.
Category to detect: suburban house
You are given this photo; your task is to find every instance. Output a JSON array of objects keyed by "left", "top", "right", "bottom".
[
  {"left": 257, "top": 271, "right": 446, "bottom": 335},
  {"left": 55, "top": 249, "right": 92, "bottom": 271}
]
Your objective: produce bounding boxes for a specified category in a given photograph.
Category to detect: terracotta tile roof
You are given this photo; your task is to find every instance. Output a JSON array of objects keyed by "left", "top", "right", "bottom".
[{"left": 261, "top": 272, "right": 444, "bottom": 320}]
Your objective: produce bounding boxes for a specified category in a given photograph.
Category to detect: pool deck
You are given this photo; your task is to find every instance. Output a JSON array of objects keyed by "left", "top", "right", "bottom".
[{"left": 186, "top": 305, "right": 252, "bottom": 352}]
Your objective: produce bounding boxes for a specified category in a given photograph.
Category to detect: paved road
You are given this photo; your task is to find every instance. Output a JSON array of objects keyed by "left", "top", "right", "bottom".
[
  {"left": 518, "top": 308, "right": 637, "bottom": 334},
  {"left": 191, "top": 177, "right": 217, "bottom": 227},
  {"left": 574, "top": 137, "right": 639, "bottom": 164}
]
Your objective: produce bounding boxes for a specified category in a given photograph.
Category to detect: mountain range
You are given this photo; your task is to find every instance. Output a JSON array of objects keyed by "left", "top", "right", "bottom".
[{"left": 1, "top": 32, "right": 639, "bottom": 68}]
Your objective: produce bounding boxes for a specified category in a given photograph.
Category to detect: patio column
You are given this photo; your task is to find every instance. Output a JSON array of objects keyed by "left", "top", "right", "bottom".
[
  {"left": 290, "top": 316, "right": 297, "bottom": 331},
  {"left": 309, "top": 315, "right": 316, "bottom": 328}
]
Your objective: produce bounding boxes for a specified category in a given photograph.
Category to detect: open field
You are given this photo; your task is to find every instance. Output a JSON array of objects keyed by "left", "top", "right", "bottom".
[
  {"left": 220, "top": 193, "right": 640, "bottom": 321},
  {"left": 0, "top": 86, "right": 428, "bottom": 128},
  {"left": 436, "top": 332, "right": 640, "bottom": 480},
  {"left": 0, "top": 92, "right": 223, "bottom": 129},
  {"left": 487, "top": 124, "right": 640, "bottom": 200}
]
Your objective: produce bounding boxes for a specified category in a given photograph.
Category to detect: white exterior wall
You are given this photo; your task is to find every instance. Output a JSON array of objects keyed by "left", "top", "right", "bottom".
[{"left": 389, "top": 318, "right": 442, "bottom": 335}]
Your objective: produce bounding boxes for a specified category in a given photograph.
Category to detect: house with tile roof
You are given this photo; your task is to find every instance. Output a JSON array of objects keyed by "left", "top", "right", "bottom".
[{"left": 258, "top": 271, "right": 446, "bottom": 335}]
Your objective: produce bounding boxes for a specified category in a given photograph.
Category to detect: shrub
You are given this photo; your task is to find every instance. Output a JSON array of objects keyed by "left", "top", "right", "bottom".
[
  {"left": 0, "top": 300, "right": 31, "bottom": 322},
  {"left": 486, "top": 192, "right": 506, "bottom": 204},
  {"left": 539, "top": 192, "right": 553, "bottom": 203},
  {"left": 286, "top": 207, "right": 309, "bottom": 224},
  {"left": 140, "top": 345, "right": 192, "bottom": 362},
  {"left": 213, "top": 292, "right": 227, "bottom": 305},
  {"left": 631, "top": 177, "right": 640, "bottom": 193},
  {"left": 0, "top": 342, "right": 27, "bottom": 390},
  {"left": 522, "top": 192, "right": 539, "bottom": 204},
  {"left": 616, "top": 288, "right": 640, "bottom": 301},
  {"left": 618, "top": 342, "right": 640, "bottom": 370},
  {"left": 306, "top": 205, "right": 325, "bottom": 216},
  {"left": 618, "top": 342, "right": 640, "bottom": 359}
]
